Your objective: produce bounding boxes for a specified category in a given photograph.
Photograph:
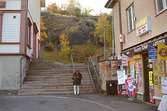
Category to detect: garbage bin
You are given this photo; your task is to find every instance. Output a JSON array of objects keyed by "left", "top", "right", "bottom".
[{"left": 106, "top": 80, "right": 118, "bottom": 96}]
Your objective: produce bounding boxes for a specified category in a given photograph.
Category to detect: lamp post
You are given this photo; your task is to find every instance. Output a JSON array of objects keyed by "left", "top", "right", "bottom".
[{"left": 104, "top": 25, "right": 106, "bottom": 60}]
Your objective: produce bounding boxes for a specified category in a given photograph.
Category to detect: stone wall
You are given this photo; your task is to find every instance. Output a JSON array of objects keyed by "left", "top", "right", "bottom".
[{"left": 0, "top": 56, "right": 28, "bottom": 90}]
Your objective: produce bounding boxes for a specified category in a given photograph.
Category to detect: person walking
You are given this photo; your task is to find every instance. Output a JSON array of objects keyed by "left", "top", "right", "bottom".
[{"left": 72, "top": 70, "right": 82, "bottom": 95}]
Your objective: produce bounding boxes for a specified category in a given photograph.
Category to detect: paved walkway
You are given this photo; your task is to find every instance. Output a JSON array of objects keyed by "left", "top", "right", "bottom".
[{"left": 0, "top": 94, "right": 156, "bottom": 111}]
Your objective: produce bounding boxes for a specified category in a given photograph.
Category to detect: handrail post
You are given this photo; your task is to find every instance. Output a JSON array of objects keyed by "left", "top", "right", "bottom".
[{"left": 71, "top": 53, "right": 75, "bottom": 73}]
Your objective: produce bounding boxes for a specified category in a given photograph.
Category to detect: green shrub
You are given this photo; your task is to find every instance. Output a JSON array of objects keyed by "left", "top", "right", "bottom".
[{"left": 72, "top": 44, "right": 97, "bottom": 63}]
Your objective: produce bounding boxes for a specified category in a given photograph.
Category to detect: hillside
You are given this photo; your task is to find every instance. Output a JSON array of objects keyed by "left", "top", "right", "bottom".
[{"left": 41, "top": 12, "right": 97, "bottom": 45}]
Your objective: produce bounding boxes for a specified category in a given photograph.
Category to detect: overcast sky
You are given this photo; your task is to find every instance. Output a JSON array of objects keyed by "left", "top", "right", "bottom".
[{"left": 46, "top": 0, "right": 111, "bottom": 15}]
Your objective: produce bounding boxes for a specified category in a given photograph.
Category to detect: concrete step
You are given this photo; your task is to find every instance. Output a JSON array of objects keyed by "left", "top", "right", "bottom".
[
  {"left": 19, "top": 87, "right": 95, "bottom": 93},
  {"left": 22, "top": 84, "right": 94, "bottom": 89},
  {"left": 25, "top": 76, "right": 91, "bottom": 80},
  {"left": 19, "top": 60, "right": 96, "bottom": 95},
  {"left": 18, "top": 90, "right": 94, "bottom": 96}
]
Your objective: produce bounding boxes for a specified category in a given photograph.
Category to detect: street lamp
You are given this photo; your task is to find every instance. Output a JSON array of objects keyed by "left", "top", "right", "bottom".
[{"left": 104, "top": 25, "right": 106, "bottom": 60}]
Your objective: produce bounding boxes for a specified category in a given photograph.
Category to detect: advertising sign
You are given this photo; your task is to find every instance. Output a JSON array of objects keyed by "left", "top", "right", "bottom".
[
  {"left": 149, "top": 71, "right": 154, "bottom": 86},
  {"left": 148, "top": 44, "right": 156, "bottom": 61},
  {"left": 121, "top": 54, "right": 128, "bottom": 66},
  {"left": 117, "top": 70, "right": 126, "bottom": 85},
  {"left": 157, "top": 43, "right": 167, "bottom": 60},
  {"left": 125, "top": 75, "right": 136, "bottom": 97}
]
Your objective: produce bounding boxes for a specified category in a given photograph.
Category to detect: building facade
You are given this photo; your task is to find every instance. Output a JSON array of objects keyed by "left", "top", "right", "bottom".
[
  {"left": 105, "top": 0, "right": 167, "bottom": 105},
  {"left": 0, "top": 0, "right": 42, "bottom": 90}
]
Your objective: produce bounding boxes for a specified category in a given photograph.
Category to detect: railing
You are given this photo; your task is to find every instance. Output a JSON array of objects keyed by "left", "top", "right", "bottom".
[
  {"left": 87, "top": 57, "right": 102, "bottom": 93},
  {"left": 70, "top": 53, "right": 75, "bottom": 73}
]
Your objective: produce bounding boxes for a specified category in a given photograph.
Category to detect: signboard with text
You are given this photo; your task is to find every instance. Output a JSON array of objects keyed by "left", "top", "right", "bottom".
[
  {"left": 148, "top": 44, "right": 156, "bottom": 61},
  {"left": 117, "top": 70, "right": 126, "bottom": 85},
  {"left": 136, "top": 16, "right": 151, "bottom": 36}
]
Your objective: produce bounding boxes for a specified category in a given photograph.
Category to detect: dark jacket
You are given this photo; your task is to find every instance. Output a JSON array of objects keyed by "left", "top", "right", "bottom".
[{"left": 72, "top": 72, "right": 82, "bottom": 85}]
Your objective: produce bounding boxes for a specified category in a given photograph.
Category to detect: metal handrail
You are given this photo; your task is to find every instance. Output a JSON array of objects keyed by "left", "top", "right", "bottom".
[
  {"left": 87, "top": 63, "right": 98, "bottom": 93},
  {"left": 88, "top": 57, "right": 102, "bottom": 93}
]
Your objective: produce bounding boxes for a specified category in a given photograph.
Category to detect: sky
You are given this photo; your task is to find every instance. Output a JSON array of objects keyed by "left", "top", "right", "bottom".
[{"left": 46, "top": 0, "right": 112, "bottom": 15}]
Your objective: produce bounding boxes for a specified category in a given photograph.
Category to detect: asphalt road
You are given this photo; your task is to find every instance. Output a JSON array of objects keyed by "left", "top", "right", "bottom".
[{"left": 0, "top": 94, "right": 157, "bottom": 111}]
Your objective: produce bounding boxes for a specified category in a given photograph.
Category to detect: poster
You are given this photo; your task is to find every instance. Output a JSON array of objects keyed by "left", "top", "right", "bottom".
[
  {"left": 149, "top": 71, "right": 154, "bottom": 86},
  {"left": 136, "top": 60, "right": 144, "bottom": 93},
  {"left": 161, "top": 77, "right": 167, "bottom": 94},
  {"left": 130, "top": 64, "right": 135, "bottom": 78},
  {"left": 125, "top": 75, "right": 136, "bottom": 97},
  {"left": 117, "top": 70, "right": 126, "bottom": 85},
  {"left": 157, "top": 43, "right": 167, "bottom": 60}
]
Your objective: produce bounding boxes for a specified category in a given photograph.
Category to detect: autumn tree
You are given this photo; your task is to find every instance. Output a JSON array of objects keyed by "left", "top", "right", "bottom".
[
  {"left": 47, "top": 3, "right": 59, "bottom": 14},
  {"left": 59, "top": 33, "right": 71, "bottom": 59},
  {"left": 94, "top": 14, "right": 112, "bottom": 47},
  {"left": 67, "top": 0, "right": 81, "bottom": 17},
  {"left": 40, "top": 17, "right": 48, "bottom": 44}
]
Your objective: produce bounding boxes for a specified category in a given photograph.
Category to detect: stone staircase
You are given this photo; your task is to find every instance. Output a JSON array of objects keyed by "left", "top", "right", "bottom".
[{"left": 18, "top": 60, "right": 96, "bottom": 95}]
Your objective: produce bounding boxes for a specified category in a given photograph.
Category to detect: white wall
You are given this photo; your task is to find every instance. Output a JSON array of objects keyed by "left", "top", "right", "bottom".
[
  {"left": 6, "top": 0, "right": 21, "bottom": 10},
  {"left": 0, "top": 56, "right": 21, "bottom": 90},
  {"left": 2, "top": 13, "right": 21, "bottom": 42},
  {"left": 0, "top": 56, "right": 28, "bottom": 90},
  {"left": 0, "top": 45, "right": 20, "bottom": 53},
  {"left": 28, "top": 0, "right": 41, "bottom": 30}
]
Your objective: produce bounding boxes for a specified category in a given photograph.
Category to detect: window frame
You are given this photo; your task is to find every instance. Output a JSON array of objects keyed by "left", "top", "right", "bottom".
[
  {"left": 155, "top": 0, "right": 167, "bottom": 14},
  {"left": 27, "top": 18, "right": 32, "bottom": 48},
  {"left": 0, "top": 14, "right": 3, "bottom": 42},
  {"left": 0, "top": 1, "right": 6, "bottom": 8},
  {"left": 126, "top": 3, "right": 135, "bottom": 33}
]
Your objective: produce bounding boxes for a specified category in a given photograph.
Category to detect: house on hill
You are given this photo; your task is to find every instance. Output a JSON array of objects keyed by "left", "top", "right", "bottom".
[{"left": 0, "top": 0, "right": 44, "bottom": 91}]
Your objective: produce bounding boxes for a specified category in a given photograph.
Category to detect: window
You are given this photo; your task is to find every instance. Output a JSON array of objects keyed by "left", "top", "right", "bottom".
[
  {"left": 126, "top": 3, "right": 135, "bottom": 32},
  {"left": 0, "top": 1, "right": 6, "bottom": 8},
  {"left": 155, "top": 0, "right": 167, "bottom": 13}
]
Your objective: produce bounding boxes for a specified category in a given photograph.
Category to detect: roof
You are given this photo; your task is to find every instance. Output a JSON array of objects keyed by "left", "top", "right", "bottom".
[{"left": 105, "top": 0, "right": 118, "bottom": 8}]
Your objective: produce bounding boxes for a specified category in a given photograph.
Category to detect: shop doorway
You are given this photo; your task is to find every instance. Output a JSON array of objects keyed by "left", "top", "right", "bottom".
[{"left": 142, "top": 52, "right": 150, "bottom": 102}]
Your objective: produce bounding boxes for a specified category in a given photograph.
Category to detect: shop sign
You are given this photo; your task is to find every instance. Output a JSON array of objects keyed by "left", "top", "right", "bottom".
[
  {"left": 148, "top": 44, "right": 156, "bottom": 61},
  {"left": 136, "top": 16, "right": 151, "bottom": 37},
  {"left": 121, "top": 54, "right": 128, "bottom": 66},
  {"left": 161, "top": 77, "right": 167, "bottom": 94},
  {"left": 157, "top": 43, "right": 167, "bottom": 60},
  {"left": 117, "top": 70, "right": 126, "bottom": 85},
  {"left": 133, "top": 54, "right": 141, "bottom": 59},
  {"left": 134, "top": 46, "right": 142, "bottom": 53},
  {"left": 154, "top": 38, "right": 166, "bottom": 46}
]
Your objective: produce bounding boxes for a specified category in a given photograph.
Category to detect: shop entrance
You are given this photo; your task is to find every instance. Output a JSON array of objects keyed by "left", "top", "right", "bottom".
[{"left": 142, "top": 52, "right": 150, "bottom": 102}]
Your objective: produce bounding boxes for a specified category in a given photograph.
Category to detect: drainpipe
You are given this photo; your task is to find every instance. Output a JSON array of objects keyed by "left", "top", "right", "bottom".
[
  {"left": 112, "top": 17, "right": 116, "bottom": 57},
  {"left": 118, "top": 0, "right": 123, "bottom": 52}
]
